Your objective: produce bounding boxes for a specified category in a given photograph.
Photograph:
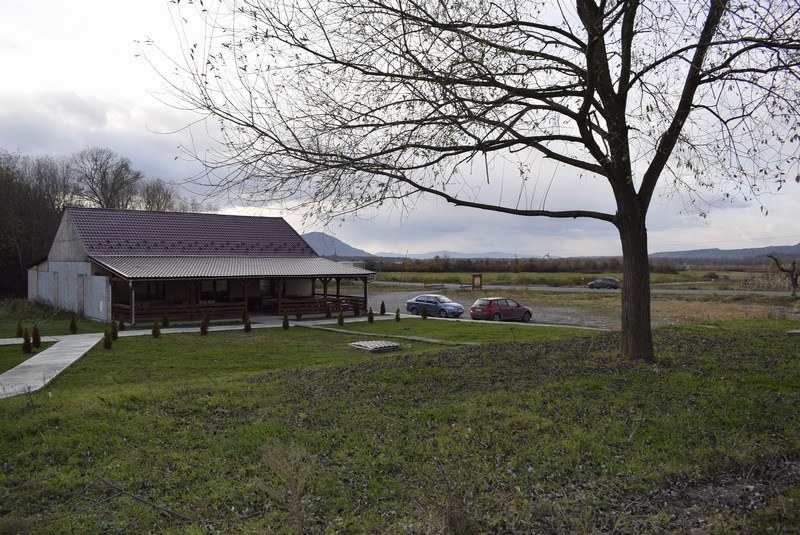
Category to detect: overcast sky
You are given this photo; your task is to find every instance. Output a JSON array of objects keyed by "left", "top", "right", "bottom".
[{"left": 1, "top": 1, "right": 797, "bottom": 258}]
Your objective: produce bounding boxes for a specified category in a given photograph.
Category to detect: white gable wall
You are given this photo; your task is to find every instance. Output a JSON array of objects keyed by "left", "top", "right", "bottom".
[
  {"left": 27, "top": 210, "right": 111, "bottom": 321},
  {"left": 47, "top": 210, "right": 89, "bottom": 262}
]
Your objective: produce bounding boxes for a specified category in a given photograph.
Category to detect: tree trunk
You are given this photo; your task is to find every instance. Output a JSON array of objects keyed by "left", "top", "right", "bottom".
[{"left": 617, "top": 214, "right": 655, "bottom": 362}]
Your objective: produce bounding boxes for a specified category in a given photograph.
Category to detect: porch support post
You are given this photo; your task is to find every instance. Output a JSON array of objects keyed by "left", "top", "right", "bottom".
[
  {"left": 241, "top": 279, "right": 249, "bottom": 315},
  {"left": 322, "top": 278, "right": 329, "bottom": 299},
  {"left": 335, "top": 278, "right": 342, "bottom": 298},
  {"left": 188, "top": 281, "right": 198, "bottom": 321},
  {"left": 362, "top": 276, "right": 368, "bottom": 311}
]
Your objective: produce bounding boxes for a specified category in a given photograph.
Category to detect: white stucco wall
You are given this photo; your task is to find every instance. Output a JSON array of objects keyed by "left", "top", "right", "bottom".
[{"left": 28, "top": 261, "right": 111, "bottom": 322}]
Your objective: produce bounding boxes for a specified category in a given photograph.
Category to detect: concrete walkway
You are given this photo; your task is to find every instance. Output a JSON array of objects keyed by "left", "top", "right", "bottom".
[{"left": 0, "top": 333, "right": 103, "bottom": 399}]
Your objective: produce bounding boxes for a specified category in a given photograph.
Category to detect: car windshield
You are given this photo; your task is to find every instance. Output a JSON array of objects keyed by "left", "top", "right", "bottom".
[{"left": 434, "top": 296, "right": 452, "bottom": 303}]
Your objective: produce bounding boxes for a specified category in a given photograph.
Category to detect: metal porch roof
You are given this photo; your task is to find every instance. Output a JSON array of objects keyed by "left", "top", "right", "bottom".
[{"left": 91, "top": 256, "right": 374, "bottom": 280}]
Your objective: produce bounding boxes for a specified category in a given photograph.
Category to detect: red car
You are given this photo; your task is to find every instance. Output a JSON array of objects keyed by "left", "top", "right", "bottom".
[{"left": 469, "top": 297, "right": 533, "bottom": 322}]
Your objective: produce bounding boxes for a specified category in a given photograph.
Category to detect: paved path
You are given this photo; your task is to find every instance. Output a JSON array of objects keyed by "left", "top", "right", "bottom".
[{"left": 0, "top": 333, "right": 103, "bottom": 399}]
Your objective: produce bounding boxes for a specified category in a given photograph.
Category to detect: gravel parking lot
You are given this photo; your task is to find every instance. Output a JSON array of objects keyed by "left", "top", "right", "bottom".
[{"left": 368, "top": 290, "right": 619, "bottom": 330}]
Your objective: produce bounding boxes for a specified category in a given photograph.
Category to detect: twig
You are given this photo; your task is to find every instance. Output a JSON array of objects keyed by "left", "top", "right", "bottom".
[{"left": 97, "top": 477, "right": 194, "bottom": 522}]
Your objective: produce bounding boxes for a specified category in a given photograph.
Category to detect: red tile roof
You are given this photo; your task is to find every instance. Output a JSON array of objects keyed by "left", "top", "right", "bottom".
[{"left": 67, "top": 207, "right": 318, "bottom": 258}]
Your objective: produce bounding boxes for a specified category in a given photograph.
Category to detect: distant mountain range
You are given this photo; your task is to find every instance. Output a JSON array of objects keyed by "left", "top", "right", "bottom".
[
  {"left": 303, "top": 232, "right": 800, "bottom": 260},
  {"left": 650, "top": 243, "right": 800, "bottom": 260}
]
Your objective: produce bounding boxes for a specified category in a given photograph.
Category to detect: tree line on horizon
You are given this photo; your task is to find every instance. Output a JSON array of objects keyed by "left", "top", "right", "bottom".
[
  {"left": 361, "top": 254, "right": 776, "bottom": 276},
  {"left": 0, "top": 147, "right": 215, "bottom": 297}
]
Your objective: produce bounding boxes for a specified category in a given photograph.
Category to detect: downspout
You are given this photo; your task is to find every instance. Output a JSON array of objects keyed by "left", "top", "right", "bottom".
[{"left": 129, "top": 280, "right": 136, "bottom": 325}]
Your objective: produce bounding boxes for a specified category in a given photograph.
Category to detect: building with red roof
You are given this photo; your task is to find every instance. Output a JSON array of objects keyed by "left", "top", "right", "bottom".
[{"left": 28, "top": 207, "right": 374, "bottom": 324}]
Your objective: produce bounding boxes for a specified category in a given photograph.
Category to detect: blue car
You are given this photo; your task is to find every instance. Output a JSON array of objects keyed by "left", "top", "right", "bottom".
[
  {"left": 588, "top": 277, "right": 620, "bottom": 289},
  {"left": 405, "top": 294, "right": 464, "bottom": 318}
]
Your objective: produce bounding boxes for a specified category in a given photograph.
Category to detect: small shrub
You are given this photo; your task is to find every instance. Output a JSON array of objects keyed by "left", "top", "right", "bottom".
[
  {"left": 367, "top": 308, "right": 374, "bottom": 323},
  {"left": 244, "top": 311, "right": 252, "bottom": 332},
  {"left": 31, "top": 324, "right": 41, "bottom": 348},
  {"left": 118, "top": 314, "right": 126, "bottom": 331},
  {"left": 15, "top": 319, "right": 23, "bottom": 338},
  {"left": 337, "top": 311, "right": 344, "bottom": 326},
  {"left": 22, "top": 328, "right": 32, "bottom": 354},
  {"left": 68, "top": 314, "right": 78, "bottom": 334},
  {"left": 103, "top": 329, "right": 112, "bottom": 349},
  {"left": 395, "top": 308, "right": 401, "bottom": 321},
  {"left": 282, "top": 313, "right": 290, "bottom": 330},
  {"left": 420, "top": 306, "right": 428, "bottom": 319},
  {"left": 110, "top": 320, "right": 118, "bottom": 340},
  {"left": 152, "top": 321, "right": 161, "bottom": 338},
  {"left": 200, "top": 311, "right": 210, "bottom": 335},
  {"left": 295, "top": 310, "right": 303, "bottom": 321},
  {"left": 380, "top": 301, "right": 386, "bottom": 316},
  {"left": 161, "top": 312, "right": 170, "bottom": 328}
]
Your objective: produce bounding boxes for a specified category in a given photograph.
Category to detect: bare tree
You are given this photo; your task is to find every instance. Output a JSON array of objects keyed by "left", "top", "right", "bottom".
[
  {"left": 153, "top": 0, "right": 800, "bottom": 360},
  {"left": 139, "top": 178, "right": 179, "bottom": 211},
  {"left": 767, "top": 254, "right": 799, "bottom": 297},
  {"left": 176, "top": 197, "right": 220, "bottom": 213},
  {"left": 0, "top": 151, "right": 63, "bottom": 295},
  {"left": 31, "top": 154, "right": 79, "bottom": 212},
  {"left": 71, "top": 147, "right": 143, "bottom": 209}
]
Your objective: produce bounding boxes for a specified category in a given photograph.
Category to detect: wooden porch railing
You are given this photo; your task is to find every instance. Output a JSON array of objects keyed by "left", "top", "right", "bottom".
[
  {"left": 262, "top": 296, "right": 364, "bottom": 317},
  {"left": 112, "top": 296, "right": 365, "bottom": 325}
]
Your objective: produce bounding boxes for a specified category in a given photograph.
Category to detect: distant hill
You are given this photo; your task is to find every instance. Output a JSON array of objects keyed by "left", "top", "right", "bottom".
[
  {"left": 375, "top": 250, "right": 551, "bottom": 259},
  {"left": 651, "top": 243, "right": 800, "bottom": 260},
  {"left": 302, "top": 232, "right": 374, "bottom": 258},
  {"left": 304, "top": 231, "right": 800, "bottom": 261}
]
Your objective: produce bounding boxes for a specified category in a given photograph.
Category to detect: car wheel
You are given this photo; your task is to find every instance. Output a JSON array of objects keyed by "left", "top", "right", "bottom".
[
  {"left": 409, "top": 306, "right": 418, "bottom": 315},
  {"left": 492, "top": 313, "right": 502, "bottom": 321},
  {"left": 438, "top": 309, "right": 448, "bottom": 318},
  {"left": 522, "top": 311, "right": 532, "bottom": 322}
]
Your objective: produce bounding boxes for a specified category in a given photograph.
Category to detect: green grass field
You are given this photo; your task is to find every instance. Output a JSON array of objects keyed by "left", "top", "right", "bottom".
[{"left": 1, "top": 315, "right": 798, "bottom": 533}]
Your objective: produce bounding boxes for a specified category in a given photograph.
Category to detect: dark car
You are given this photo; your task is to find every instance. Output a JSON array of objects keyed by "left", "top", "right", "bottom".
[
  {"left": 469, "top": 297, "right": 532, "bottom": 322},
  {"left": 405, "top": 294, "right": 464, "bottom": 318},
  {"left": 588, "top": 277, "right": 620, "bottom": 289}
]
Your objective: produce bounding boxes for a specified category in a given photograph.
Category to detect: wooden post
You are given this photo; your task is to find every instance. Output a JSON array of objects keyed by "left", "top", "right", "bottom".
[
  {"left": 361, "top": 276, "right": 368, "bottom": 312},
  {"left": 241, "top": 279, "right": 250, "bottom": 315}
]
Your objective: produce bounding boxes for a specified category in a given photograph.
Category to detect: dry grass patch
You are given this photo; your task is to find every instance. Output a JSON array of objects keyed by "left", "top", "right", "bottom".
[{"left": 651, "top": 295, "right": 800, "bottom": 325}]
